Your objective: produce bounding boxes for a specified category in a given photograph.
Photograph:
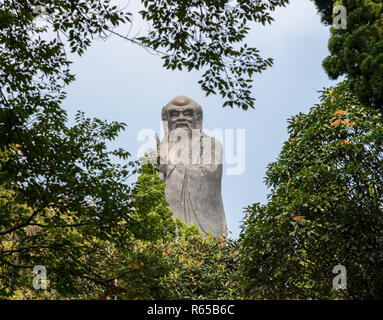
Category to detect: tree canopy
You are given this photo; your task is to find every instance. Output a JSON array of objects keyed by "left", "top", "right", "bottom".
[
  {"left": 311, "top": 0, "right": 383, "bottom": 112},
  {"left": 138, "top": 0, "right": 289, "bottom": 109},
  {"left": 240, "top": 82, "right": 383, "bottom": 299}
]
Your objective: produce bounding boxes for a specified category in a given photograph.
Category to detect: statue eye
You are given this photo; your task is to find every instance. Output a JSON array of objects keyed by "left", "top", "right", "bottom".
[
  {"left": 169, "top": 111, "right": 179, "bottom": 118},
  {"left": 183, "top": 110, "right": 193, "bottom": 117}
]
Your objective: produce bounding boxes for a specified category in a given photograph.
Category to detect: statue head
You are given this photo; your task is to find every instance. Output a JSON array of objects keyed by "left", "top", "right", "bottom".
[{"left": 162, "top": 96, "right": 203, "bottom": 133}]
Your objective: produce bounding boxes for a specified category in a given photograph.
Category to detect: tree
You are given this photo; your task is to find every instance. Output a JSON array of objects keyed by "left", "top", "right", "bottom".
[
  {"left": 112, "top": 220, "right": 241, "bottom": 300},
  {"left": 138, "top": 0, "right": 289, "bottom": 110},
  {"left": 0, "top": 0, "right": 137, "bottom": 297},
  {"left": 312, "top": 0, "right": 383, "bottom": 112},
  {"left": 129, "top": 159, "right": 176, "bottom": 242},
  {"left": 310, "top": 0, "right": 334, "bottom": 25},
  {"left": 239, "top": 82, "right": 383, "bottom": 299},
  {"left": 4, "top": 160, "right": 175, "bottom": 299},
  {"left": 154, "top": 221, "right": 241, "bottom": 300},
  {"left": 1, "top": 143, "right": 136, "bottom": 298}
]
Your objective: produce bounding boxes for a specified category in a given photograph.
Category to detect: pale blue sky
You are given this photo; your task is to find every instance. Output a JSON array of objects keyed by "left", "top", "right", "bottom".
[{"left": 62, "top": 0, "right": 338, "bottom": 239}]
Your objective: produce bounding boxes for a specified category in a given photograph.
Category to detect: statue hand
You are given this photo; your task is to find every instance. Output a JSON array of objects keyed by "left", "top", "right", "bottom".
[{"left": 155, "top": 133, "right": 161, "bottom": 158}]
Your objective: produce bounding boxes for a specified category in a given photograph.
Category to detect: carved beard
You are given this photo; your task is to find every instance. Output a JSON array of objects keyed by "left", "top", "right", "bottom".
[{"left": 168, "top": 127, "right": 202, "bottom": 165}]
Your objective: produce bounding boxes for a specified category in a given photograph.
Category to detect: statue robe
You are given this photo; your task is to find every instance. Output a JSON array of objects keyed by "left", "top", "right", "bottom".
[{"left": 152, "top": 131, "right": 227, "bottom": 237}]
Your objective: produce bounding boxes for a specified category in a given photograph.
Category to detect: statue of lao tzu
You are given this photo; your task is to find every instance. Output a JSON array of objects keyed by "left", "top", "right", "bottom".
[{"left": 150, "top": 96, "right": 228, "bottom": 237}]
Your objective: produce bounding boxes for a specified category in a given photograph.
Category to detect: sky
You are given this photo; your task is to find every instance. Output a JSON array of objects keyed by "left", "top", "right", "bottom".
[{"left": 61, "top": 0, "right": 339, "bottom": 239}]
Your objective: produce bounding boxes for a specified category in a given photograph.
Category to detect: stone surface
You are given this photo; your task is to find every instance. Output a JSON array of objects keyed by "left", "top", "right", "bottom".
[{"left": 150, "top": 96, "right": 228, "bottom": 237}]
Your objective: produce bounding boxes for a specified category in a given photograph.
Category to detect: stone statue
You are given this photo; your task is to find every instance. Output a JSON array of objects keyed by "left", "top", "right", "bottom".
[{"left": 150, "top": 96, "right": 228, "bottom": 237}]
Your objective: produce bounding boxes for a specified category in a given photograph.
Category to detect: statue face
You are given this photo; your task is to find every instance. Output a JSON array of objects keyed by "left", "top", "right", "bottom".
[{"left": 167, "top": 104, "right": 198, "bottom": 132}]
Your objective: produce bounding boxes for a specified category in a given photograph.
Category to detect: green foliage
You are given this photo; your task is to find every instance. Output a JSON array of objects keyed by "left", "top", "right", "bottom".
[
  {"left": 0, "top": 120, "right": 137, "bottom": 298},
  {"left": 313, "top": 0, "right": 383, "bottom": 111},
  {"left": 153, "top": 220, "right": 241, "bottom": 300},
  {"left": 310, "top": 0, "right": 334, "bottom": 25},
  {"left": 72, "top": 220, "right": 241, "bottom": 300},
  {"left": 3, "top": 155, "right": 240, "bottom": 300},
  {"left": 240, "top": 82, "right": 383, "bottom": 299},
  {"left": 8, "top": 219, "right": 241, "bottom": 300},
  {"left": 129, "top": 159, "right": 176, "bottom": 241},
  {"left": 138, "top": 0, "right": 289, "bottom": 110},
  {"left": 77, "top": 220, "right": 241, "bottom": 300},
  {"left": 2, "top": 160, "right": 175, "bottom": 299},
  {"left": 1, "top": 1, "right": 137, "bottom": 298}
]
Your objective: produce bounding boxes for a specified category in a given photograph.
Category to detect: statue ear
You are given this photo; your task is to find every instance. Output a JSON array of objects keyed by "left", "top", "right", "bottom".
[{"left": 161, "top": 106, "right": 168, "bottom": 121}]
